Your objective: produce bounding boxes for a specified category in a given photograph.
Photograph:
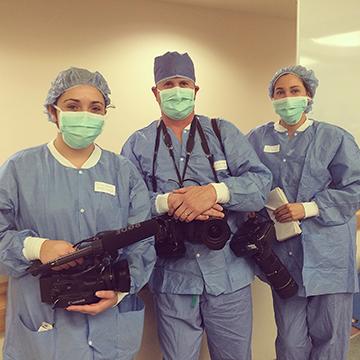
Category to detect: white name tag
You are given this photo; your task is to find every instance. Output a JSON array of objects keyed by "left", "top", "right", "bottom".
[
  {"left": 264, "top": 144, "right": 280, "bottom": 153},
  {"left": 94, "top": 181, "right": 116, "bottom": 196},
  {"left": 214, "top": 160, "right": 228, "bottom": 171}
]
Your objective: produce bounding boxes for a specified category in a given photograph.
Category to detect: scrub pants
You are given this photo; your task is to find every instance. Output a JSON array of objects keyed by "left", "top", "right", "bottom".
[
  {"left": 272, "top": 292, "right": 353, "bottom": 360},
  {"left": 154, "top": 285, "right": 252, "bottom": 360}
]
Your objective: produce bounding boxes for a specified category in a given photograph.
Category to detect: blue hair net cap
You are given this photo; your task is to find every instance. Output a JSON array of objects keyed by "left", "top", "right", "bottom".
[
  {"left": 44, "top": 67, "right": 111, "bottom": 121},
  {"left": 154, "top": 51, "right": 196, "bottom": 84},
  {"left": 268, "top": 65, "right": 319, "bottom": 113}
]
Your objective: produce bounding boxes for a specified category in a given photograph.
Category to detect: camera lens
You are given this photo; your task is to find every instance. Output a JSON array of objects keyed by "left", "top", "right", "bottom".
[
  {"left": 208, "top": 224, "right": 221, "bottom": 238},
  {"left": 203, "top": 218, "right": 231, "bottom": 250}
]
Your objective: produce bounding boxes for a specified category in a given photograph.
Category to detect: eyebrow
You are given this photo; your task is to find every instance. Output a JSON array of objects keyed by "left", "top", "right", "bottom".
[
  {"left": 275, "top": 85, "right": 302, "bottom": 90},
  {"left": 63, "top": 99, "right": 104, "bottom": 105}
]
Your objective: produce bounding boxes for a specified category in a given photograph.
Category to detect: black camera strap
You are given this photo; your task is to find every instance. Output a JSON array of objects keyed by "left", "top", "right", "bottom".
[
  {"left": 196, "top": 120, "right": 220, "bottom": 183},
  {"left": 211, "top": 118, "right": 233, "bottom": 176},
  {"left": 152, "top": 116, "right": 228, "bottom": 191},
  {"left": 152, "top": 116, "right": 198, "bottom": 191}
]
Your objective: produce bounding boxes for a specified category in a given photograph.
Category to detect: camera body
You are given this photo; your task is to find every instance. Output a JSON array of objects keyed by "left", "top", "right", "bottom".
[
  {"left": 155, "top": 215, "right": 231, "bottom": 259},
  {"left": 230, "top": 215, "right": 298, "bottom": 299},
  {"left": 28, "top": 219, "right": 160, "bottom": 308},
  {"left": 39, "top": 253, "right": 130, "bottom": 308}
]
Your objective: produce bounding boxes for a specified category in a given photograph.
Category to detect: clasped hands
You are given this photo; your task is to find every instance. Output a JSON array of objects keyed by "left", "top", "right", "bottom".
[{"left": 167, "top": 184, "right": 224, "bottom": 222}]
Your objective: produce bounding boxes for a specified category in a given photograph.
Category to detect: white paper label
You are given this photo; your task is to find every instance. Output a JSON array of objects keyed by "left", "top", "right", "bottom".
[
  {"left": 214, "top": 160, "right": 228, "bottom": 171},
  {"left": 264, "top": 144, "right": 280, "bottom": 153},
  {"left": 94, "top": 181, "right": 116, "bottom": 196}
]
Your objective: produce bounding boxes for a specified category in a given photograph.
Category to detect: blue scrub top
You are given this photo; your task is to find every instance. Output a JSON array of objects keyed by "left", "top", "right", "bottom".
[
  {"left": 122, "top": 115, "right": 272, "bottom": 296},
  {"left": 247, "top": 119, "right": 360, "bottom": 296},
  {"left": 0, "top": 142, "right": 156, "bottom": 360}
]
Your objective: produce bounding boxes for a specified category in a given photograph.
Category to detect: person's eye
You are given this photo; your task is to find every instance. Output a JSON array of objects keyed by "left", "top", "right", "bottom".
[
  {"left": 66, "top": 104, "right": 79, "bottom": 111},
  {"left": 90, "top": 107, "right": 103, "bottom": 114},
  {"left": 180, "top": 81, "right": 190, "bottom": 87},
  {"left": 163, "top": 82, "right": 173, "bottom": 88},
  {"left": 292, "top": 89, "right": 300, "bottom": 94}
]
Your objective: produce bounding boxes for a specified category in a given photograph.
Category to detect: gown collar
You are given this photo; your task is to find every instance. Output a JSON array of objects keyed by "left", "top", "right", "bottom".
[{"left": 47, "top": 140, "right": 102, "bottom": 169}]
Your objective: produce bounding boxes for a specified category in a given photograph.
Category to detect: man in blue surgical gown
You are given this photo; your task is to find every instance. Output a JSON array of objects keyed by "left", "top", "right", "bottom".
[
  {"left": 247, "top": 65, "right": 360, "bottom": 360},
  {"left": 121, "top": 51, "right": 272, "bottom": 360},
  {"left": 0, "top": 67, "right": 156, "bottom": 360}
]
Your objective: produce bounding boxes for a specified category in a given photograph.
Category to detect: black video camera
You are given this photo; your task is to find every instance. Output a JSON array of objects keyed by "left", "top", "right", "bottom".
[
  {"left": 230, "top": 215, "right": 298, "bottom": 299},
  {"left": 155, "top": 214, "right": 231, "bottom": 259},
  {"left": 27, "top": 219, "right": 159, "bottom": 308}
]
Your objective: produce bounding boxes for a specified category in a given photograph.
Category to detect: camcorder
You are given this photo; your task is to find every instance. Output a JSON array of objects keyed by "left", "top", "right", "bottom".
[
  {"left": 155, "top": 214, "right": 231, "bottom": 259},
  {"left": 230, "top": 214, "right": 298, "bottom": 299},
  {"left": 27, "top": 214, "right": 231, "bottom": 308},
  {"left": 27, "top": 219, "right": 159, "bottom": 308}
]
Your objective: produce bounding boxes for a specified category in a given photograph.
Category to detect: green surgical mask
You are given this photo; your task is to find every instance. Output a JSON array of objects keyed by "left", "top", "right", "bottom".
[
  {"left": 159, "top": 87, "right": 195, "bottom": 120},
  {"left": 272, "top": 96, "right": 308, "bottom": 125},
  {"left": 55, "top": 106, "right": 105, "bottom": 149}
]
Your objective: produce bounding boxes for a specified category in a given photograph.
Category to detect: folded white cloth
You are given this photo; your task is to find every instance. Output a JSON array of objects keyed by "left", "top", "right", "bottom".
[{"left": 265, "top": 187, "right": 302, "bottom": 241}]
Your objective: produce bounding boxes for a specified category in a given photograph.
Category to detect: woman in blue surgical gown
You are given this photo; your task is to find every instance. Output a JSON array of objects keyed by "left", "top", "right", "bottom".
[
  {"left": 247, "top": 65, "right": 360, "bottom": 360},
  {"left": 0, "top": 67, "right": 156, "bottom": 360}
]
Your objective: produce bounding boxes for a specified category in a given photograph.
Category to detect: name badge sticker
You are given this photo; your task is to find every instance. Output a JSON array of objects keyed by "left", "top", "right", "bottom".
[
  {"left": 214, "top": 160, "right": 228, "bottom": 171},
  {"left": 94, "top": 181, "right": 116, "bottom": 196},
  {"left": 263, "top": 144, "right": 280, "bottom": 153}
]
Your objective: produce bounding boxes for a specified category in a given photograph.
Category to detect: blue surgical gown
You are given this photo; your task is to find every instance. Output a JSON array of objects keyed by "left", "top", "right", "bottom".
[
  {"left": 121, "top": 116, "right": 272, "bottom": 295},
  {"left": 247, "top": 120, "right": 360, "bottom": 296},
  {"left": 0, "top": 142, "right": 156, "bottom": 360}
]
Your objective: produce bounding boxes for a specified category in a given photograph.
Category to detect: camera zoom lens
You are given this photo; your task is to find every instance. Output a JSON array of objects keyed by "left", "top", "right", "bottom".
[{"left": 208, "top": 224, "right": 221, "bottom": 238}]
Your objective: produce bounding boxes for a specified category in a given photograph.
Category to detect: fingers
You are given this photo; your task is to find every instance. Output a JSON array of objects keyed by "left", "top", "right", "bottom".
[
  {"left": 66, "top": 291, "right": 117, "bottom": 315},
  {"left": 273, "top": 203, "right": 305, "bottom": 222},
  {"left": 194, "top": 215, "right": 210, "bottom": 221},
  {"left": 172, "top": 186, "right": 194, "bottom": 194},
  {"left": 167, "top": 193, "right": 183, "bottom": 216},
  {"left": 212, "top": 204, "right": 223, "bottom": 212},
  {"left": 200, "top": 208, "right": 224, "bottom": 218},
  {"left": 174, "top": 205, "right": 192, "bottom": 222}
]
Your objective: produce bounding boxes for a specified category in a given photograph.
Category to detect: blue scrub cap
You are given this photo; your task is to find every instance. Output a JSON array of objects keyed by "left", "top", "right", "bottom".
[
  {"left": 268, "top": 65, "right": 319, "bottom": 113},
  {"left": 44, "top": 67, "right": 111, "bottom": 122},
  {"left": 154, "top": 51, "right": 196, "bottom": 84}
]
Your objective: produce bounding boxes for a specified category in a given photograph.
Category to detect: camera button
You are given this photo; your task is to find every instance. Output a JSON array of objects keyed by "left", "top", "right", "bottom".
[{"left": 195, "top": 253, "right": 200, "bottom": 258}]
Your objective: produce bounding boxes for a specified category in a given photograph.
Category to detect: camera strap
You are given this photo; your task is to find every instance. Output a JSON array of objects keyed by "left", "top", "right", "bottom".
[
  {"left": 152, "top": 116, "right": 198, "bottom": 191},
  {"left": 152, "top": 116, "right": 226, "bottom": 191},
  {"left": 210, "top": 118, "right": 233, "bottom": 176},
  {"left": 196, "top": 121, "right": 220, "bottom": 183}
]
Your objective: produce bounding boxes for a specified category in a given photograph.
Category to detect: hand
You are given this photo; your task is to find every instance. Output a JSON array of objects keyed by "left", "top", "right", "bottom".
[
  {"left": 39, "top": 240, "right": 83, "bottom": 271},
  {"left": 167, "top": 193, "right": 185, "bottom": 215},
  {"left": 194, "top": 204, "right": 225, "bottom": 222},
  {"left": 273, "top": 203, "right": 305, "bottom": 223},
  {"left": 66, "top": 290, "right": 118, "bottom": 316},
  {"left": 171, "top": 184, "right": 217, "bottom": 222}
]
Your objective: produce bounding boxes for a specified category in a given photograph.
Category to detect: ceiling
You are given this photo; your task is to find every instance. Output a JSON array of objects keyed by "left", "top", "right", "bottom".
[{"left": 158, "top": 0, "right": 297, "bottom": 19}]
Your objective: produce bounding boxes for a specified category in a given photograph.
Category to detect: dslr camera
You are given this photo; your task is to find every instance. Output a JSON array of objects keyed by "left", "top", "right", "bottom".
[
  {"left": 230, "top": 215, "right": 298, "bottom": 299},
  {"left": 155, "top": 214, "right": 231, "bottom": 259}
]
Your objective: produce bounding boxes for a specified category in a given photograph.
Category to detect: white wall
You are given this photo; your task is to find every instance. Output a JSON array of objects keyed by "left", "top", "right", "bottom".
[
  {"left": 298, "top": 0, "right": 360, "bottom": 144},
  {"left": 0, "top": 1, "right": 297, "bottom": 359}
]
